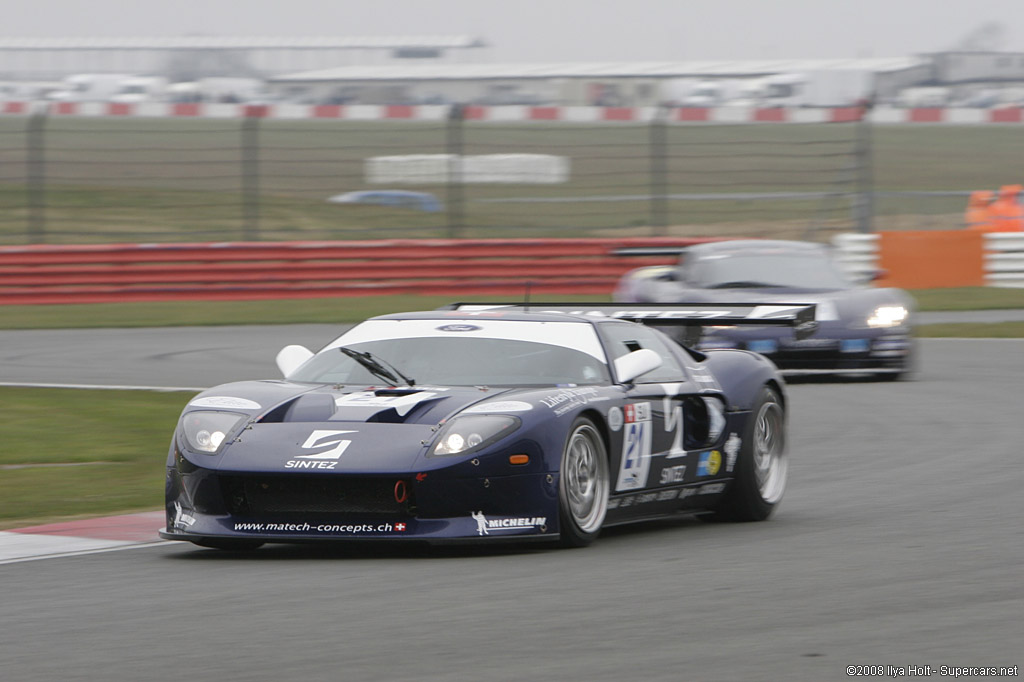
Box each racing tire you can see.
[190,538,265,551]
[558,417,610,548]
[712,386,787,522]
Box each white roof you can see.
[330,319,608,361]
[271,57,926,83]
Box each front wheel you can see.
[558,417,610,547]
[713,386,787,522]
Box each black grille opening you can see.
[219,475,414,516]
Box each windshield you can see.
[290,337,610,387]
[290,319,611,387]
[691,253,852,290]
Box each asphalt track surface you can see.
[1,330,1022,681]
[3,308,1024,389]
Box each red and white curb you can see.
[0,511,166,564]
[3,100,1024,124]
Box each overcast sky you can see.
[3,0,1020,62]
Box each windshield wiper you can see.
[339,347,416,387]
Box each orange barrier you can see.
[0,237,713,305]
[876,231,986,289]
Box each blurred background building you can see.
[2,34,1024,107]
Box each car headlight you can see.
[180,411,247,454]
[866,305,909,328]
[432,415,521,456]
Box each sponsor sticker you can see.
[436,324,482,332]
[615,403,652,491]
[691,368,719,386]
[540,387,605,417]
[612,489,679,509]
[188,396,261,410]
[659,464,687,485]
[462,400,533,414]
[724,433,741,473]
[698,482,726,495]
[697,450,722,477]
[607,406,624,432]
[233,521,408,534]
[471,511,547,536]
[285,430,355,470]
[624,402,651,423]
[172,501,196,529]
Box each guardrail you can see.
[833,231,1024,288]
[0,237,710,305]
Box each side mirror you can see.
[614,348,662,384]
[276,345,314,378]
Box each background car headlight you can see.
[180,411,247,454]
[432,415,520,456]
[866,305,909,328]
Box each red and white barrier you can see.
[3,101,1023,124]
[0,237,715,305]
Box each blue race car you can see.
[160,302,815,550]
[614,240,915,379]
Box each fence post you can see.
[241,107,262,241]
[854,99,875,233]
[26,110,46,244]
[446,103,465,239]
[649,105,669,236]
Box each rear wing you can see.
[440,302,819,341]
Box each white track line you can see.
[0,532,167,565]
[0,381,205,392]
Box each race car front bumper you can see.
[161,464,561,544]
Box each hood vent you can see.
[259,393,336,423]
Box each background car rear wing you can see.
[611,246,690,257]
[440,302,819,341]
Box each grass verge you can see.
[0,387,189,529]
[0,294,612,329]
[915,322,1024,337]
[908,287,1024,312]
[1,288,1023,332]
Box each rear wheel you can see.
[190,538,265,551]
[558,418,610,547]
[713,386,787,521]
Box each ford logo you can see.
[437,324,482,332]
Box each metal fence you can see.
[0,104,993,246]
